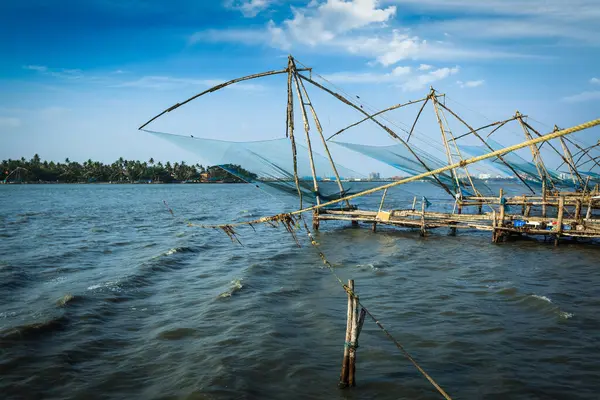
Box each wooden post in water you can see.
[492,210,498,243]
[499,189,505,225]
[497,189,505,242]
[555,196,565,247]
[575,199,582,221]
[348,284,359,387]
[542,180,547,218]
[411,196,417,211]
[420,197,427,237]
[339,279,354,388]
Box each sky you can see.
[1,0,599,176]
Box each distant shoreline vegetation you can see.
[1,155,257,184]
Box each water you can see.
[1,183,599,399]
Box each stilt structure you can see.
[138,56,600,245]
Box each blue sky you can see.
[1,0,599,175]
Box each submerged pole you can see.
[555,196,565,246]
[339,279,354,388]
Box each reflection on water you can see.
[0,183,599,399]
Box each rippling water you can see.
[1,183,599,400]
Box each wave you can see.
[218,279,244,298]
[0,315,68,346]
[152,246,197,259]
[56,293,82,307]
[530,294,552,304]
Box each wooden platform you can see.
[316,191,600,245]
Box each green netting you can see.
[331,140,486,196]
[144,130,363,204]
[459,139,571,189]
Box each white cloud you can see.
[418,64,433,71]
[401,66,460,91]
[324,64,459,91]
[393,0,600,22]
[457,79,484,88]
[420,18,600,45]
[269,0,396,47]
[0,117,21,128]
[23,65,48,72]
[115,76,264,91]
[324,65,411,83]
[563,91,600,103]
[396,0,600,45]
[194,0,534,65]
[591,77,600,84]
[23,65,84,80]
[225,0,274,17]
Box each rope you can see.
[298,217,453,400]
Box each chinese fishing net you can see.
[330,140,491,197]
[143,129,363,205]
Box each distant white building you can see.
[478,173,491,180]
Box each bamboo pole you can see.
[575,199,582,221]
[292,69,320,206]
[516,111,554,189]
[555,196,565,246]
[139,68,292,129]
[487,119,512,138]
[294,62,350,208]
[559,135,582,186]
[499,188,505,226]
[542,180,547,218]
[406,95,430,142]
[379,188,388,212]
[339,279,354,388]
[286,60,303,208]
[327,97,429,141]
[523,121,584,186]
[348,285,359,387]
[453,116,518,141]
[411,196,417,211]
[432,92,461,194]
[564,138,600,171]
[420,197,427,237]
[298,73,456,197]
[433,94,482,197]
[437,102,536,194]
[492,209,498,243]
[203,117,600,226]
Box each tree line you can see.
[1,155,257,184]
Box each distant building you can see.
[478,173,491,180]
[369,172,381,181]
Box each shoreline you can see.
[0,181,243,185]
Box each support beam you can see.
[298,73,456,197]
[139,68,291,129]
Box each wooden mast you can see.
[436,102,536,194]
[291,58,321,209]
[298,72,456,197]
[286,57,304,208]
[431,88,462,195]
[516,111,554,189]
[431,90,482,197]
[293,58,351,208]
